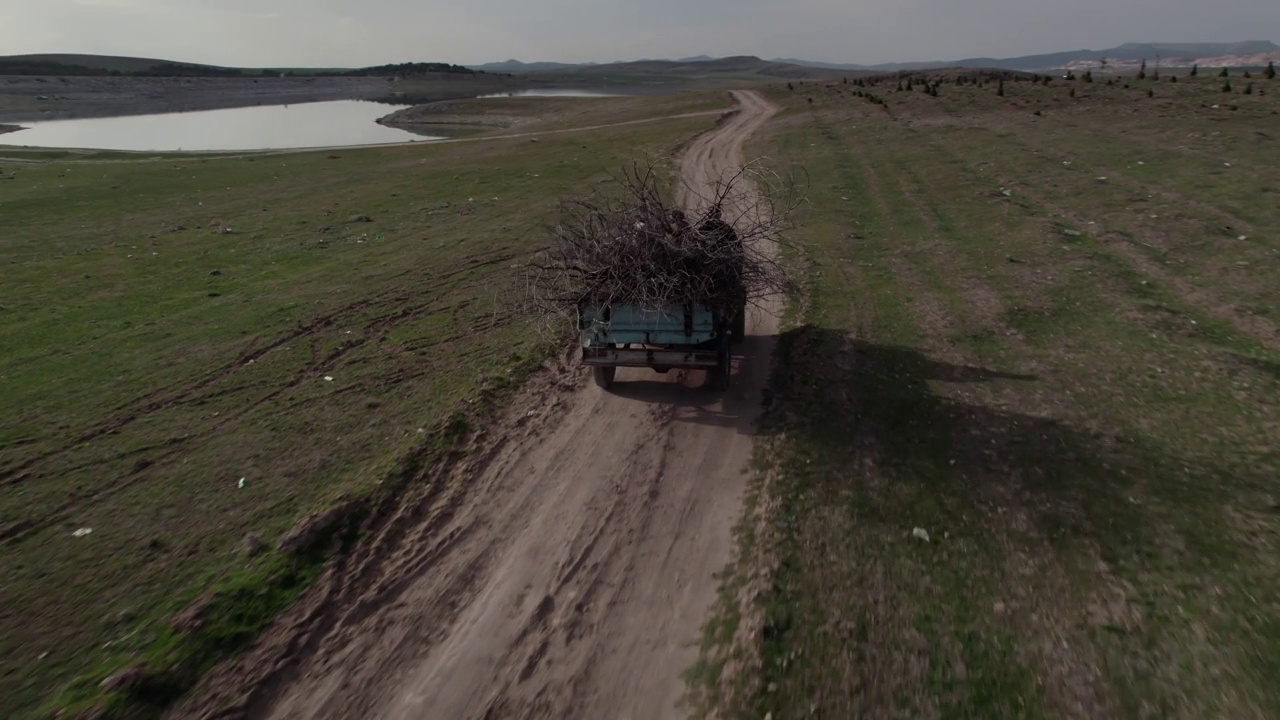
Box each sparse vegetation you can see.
[695,76,1280,720]
[0,92,725,719]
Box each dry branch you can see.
[524,159,801,328]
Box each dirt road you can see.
[177,89,779,720]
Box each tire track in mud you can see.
[173,89,781,720]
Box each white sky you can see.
[1,0,1276,67]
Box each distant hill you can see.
[490,55,843,80]
[467,59,587,73]
[571,55,819,77]
[0,54,480,78]
[775,40,1280,72]
[0,53,232,74]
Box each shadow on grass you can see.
[747,324,1178,718]
[766,323,1154,563]
[1230,352,1280,382]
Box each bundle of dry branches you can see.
[526,159,798,321]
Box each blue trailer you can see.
[577,298,746,391]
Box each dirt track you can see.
[174,89,779,720]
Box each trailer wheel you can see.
[709,341,731,391]
[593,366,616,390]
[731,303,747,344]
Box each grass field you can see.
[694,73,1280,718]
[0,91,729,718]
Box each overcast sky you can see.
[3,0,1277,67]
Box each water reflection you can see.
[0,100,436,152]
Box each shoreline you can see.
[0,124,20,135]
[0,74,522,123]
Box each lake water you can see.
[0,100,436,152]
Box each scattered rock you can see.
[276,500,364,555]
[209,269,222,276]
[994,601,1007,613]
[316,226,332,234]
[327,154,342,159]
[100,664,147,692]
[912,527,931,542]
[171,593,215,634]
[131,458,152,474]
[1063,229,1082,237]
[242,532,267,557]
[348,214,373,223]
[72,528,93,538]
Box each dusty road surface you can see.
[176,89,780,720]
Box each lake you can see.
[0,100,435,152]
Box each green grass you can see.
[0,90,730,718]
[695,75,1280,719]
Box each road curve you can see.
[174,89,781,720]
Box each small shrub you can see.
[1220,67,1229,78]
[1066,70,1076,80]
[1069,87,1076,98]
[1170,75,1178,83]
[997,79,1005,97]
[1083,69,1093,83]
[1190,64,1199,77]
[1244,70,1252,79]
[786,82,794,91]
[1244,83,1254,95]
[1267,61,1276,80]
[1137,59,1147,80]
[1147,89,1154,98]
[1042,76,1051,86]
[1223,80,1233,93]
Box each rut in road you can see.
[173,89,781,720]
